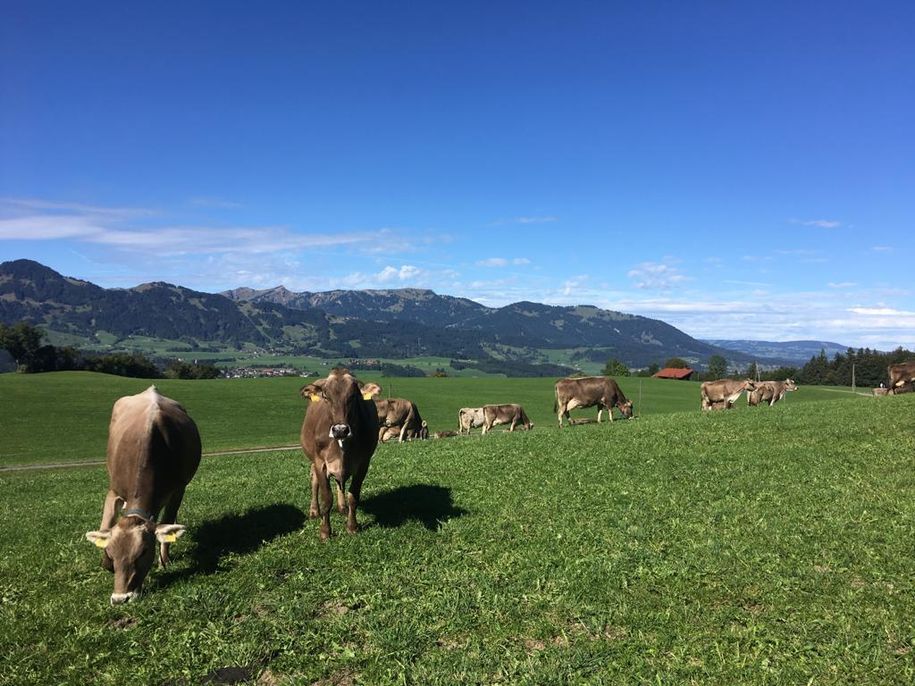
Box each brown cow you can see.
[888,361,915,394]
[481,404,533,434]
[300,368,380,540]
[374,397,427,442]
[84,386,201,604]
[554,376,633,427]
[700,379,756,410]
[458,407,485,434]
[747,379,798,407]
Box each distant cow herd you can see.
[85,361,913,602]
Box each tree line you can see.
[0,322,220,379]
[604,348,913,388]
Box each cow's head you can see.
[618,400,634,419]
[744,379,757,391]
[784,379,798,391]
[301,368,379,442]
[85,515,186,604]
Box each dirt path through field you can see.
[0,445,302,473]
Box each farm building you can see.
[653,367,694,381]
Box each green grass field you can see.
[1,373,912,684]
[0,371,863,467]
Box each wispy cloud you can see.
[627,261,689,290]
[491,215,558,225]
[0,197,423,258]
[561,274,590,296]
[791,218,842,229]
[871,245,892,253]
[476,257,531,267]
[0,197,156,219]
[187,196,243,209]
[828,281,857,289]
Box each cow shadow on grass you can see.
[361,484,466,531]
[155,503,305,588]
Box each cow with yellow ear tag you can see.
[85,386,200,604]
[299,369,381,540]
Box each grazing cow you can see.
[374,397,427,442]
[888,361,915,394]
[554,376,634,427]
[873,387,891,397]
[458,407,485,435]
[481,404,533,434]
[700,379,756,410]
[300,368,380,540]
[747,379,798,407]
[84,386,201,604]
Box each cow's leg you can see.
[345,462,370,535]
[335,478,347,514]
[378,425,388,442]
[557,402,566,427]
[481,420,490,435]
[157,486,186,567]
[398,423,409,443]
[509,417,517,432]
[316,465,333,540]
[309,463,321,518]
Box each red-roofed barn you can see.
[653,367,694,381]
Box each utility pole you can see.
[852,362,856,393]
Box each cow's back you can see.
[107,387,201,496]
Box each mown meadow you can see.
[0,372,912,684]
[0,371,860,466]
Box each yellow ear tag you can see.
[310,394,321,402]
[161,533,177,543]
[362,392,373,400]
[94,538,109,548]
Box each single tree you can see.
[706,355,728,380]
[602,358,630,377]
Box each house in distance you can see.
[653,367,695,381]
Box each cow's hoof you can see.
[319,529,331,541]
[309,508,320,519]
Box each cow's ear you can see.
[85,530,111,548]
[361,382,382,399]
[300,379,326,402]
[154,524,187,544]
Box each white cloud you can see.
[871,245,893,252]
[627,261,689,290]
[791,218,842,229]
[561,274,589,296]
[491,215,558,225]
[376,264,423,283]
[476,256,531,267]
[848,306,915,317]
[188,196,243,209]
[828,281,857,289]
[516,216,557,224]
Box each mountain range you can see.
[0,258,830,371]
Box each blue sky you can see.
[1,1,913,349]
